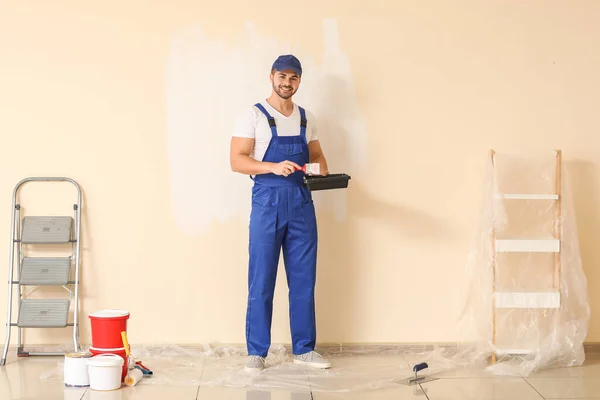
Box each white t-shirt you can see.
[233,100,318,161]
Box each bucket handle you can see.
[92,353,121,359]
[88,353,124,365]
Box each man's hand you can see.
[308,140,329,176]
[272,160,301,177]
[318,162,329,176]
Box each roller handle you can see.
[121,331,130,357]
[413,362,428,373]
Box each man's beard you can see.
[273,83,295,99]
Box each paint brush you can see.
[296,163,320,175]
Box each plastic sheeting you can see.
[38,343,473,392]
[36,150,590,389]
[456,150,590,376]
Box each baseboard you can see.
[6,341,600,355]
[584,342,600,354]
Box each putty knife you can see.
[397,362,439,386]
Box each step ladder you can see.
[489,150,562,363]
[1,177,82,365]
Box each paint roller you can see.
[121,331,143,387]
[121,331,134,370]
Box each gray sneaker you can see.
[293,351,331,369]
[244,355,265,371]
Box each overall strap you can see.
[299,106,307,144]
[254,103,278,137]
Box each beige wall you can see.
[0,1,599,348]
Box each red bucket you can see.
[89,310,130,349]
[89,347,128,382]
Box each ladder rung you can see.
[495,239,560,253]
[17,299,70,328]
[20,257,71,285]
[11,323,73,327]
[14,350,67,357]
[21,216,73,244]
[13,281,76,285]
[494,347,537,356]
[495,292,560,309]
[497,194,559,200]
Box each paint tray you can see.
[304,173,351,191]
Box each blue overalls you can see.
[246,103,318,358]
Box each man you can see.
[230,54,331,371]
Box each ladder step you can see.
[497,194,559,200]
[21,216,73,244]
[17,299,70,328]
[20,257,71,285]
[494,347,537,356]
[495,239,560,253]
[495,292,560,309]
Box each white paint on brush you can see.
[166,19,367,234]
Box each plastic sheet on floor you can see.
[36,343,481,392]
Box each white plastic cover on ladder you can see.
[457,150,590,376]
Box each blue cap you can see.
[272,54,302,76]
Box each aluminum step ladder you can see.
[1,177,82,365]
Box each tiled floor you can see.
[2,349,600,399]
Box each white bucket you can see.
[86,354,124,391]
[63,352,91,387]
